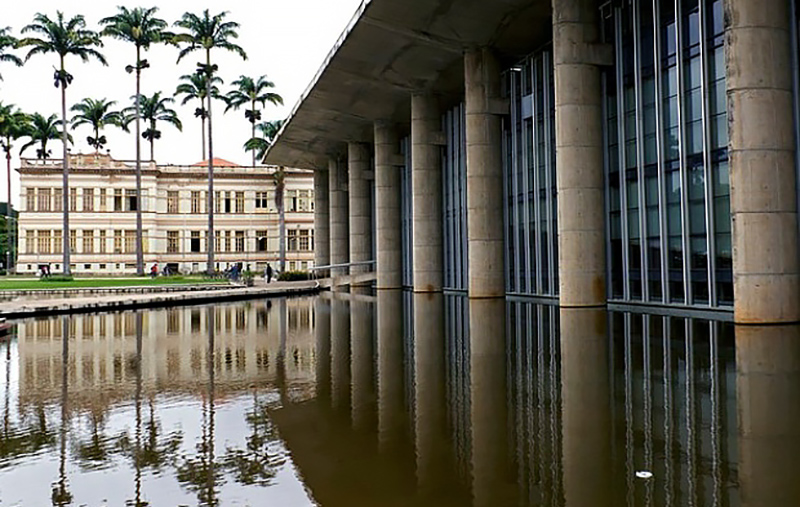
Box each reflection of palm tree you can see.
[176,307,220,506]
[221,391,284,486]
[221,300,286,487]
[115,313,182,504]
[52,316,72,506]
[73,409,112,470]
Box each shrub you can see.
[278,270,311,282]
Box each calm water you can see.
[0,293,798,506]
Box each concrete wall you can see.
[553,0,607,307]
[727,0,800,323]
[465,49,505,299]
[411,94,444,293]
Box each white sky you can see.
[0,0,363,206]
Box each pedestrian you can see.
[150,263,158,278]
[266,263,273,284]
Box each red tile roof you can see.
[192,158,239,167]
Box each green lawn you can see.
[0,276,229,291]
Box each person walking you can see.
[266,263,273,284]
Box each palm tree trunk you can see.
[149,121,155,162]
[134,47,144,276]
[251,99,256,168]
[279,200,285,273]
[60,58,70,276]
[251,119,256,167]
[206,50,215,275]
[201,114,206,161]
[6,149,12,275]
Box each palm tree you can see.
[123,92,182,161]
[100,7,172,277]
[0,104,30,274]
[19,12,107,275]
[243,119,283,161]
[70,98,122,153]
[19,113,67,160]
[175,72,223,160]
[0,27,23,80]
[174,10,248,275]
[273,167,286,273]
[224,75,283,167]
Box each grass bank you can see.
[0,276,229,291]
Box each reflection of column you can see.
[737,325,800,506]
[349,142,372,275]
[414,292,446,488]
[470,298,509,507]
[377,290,404,451]
[331,297,351,409]
[315,298,332,402]
[411,94,443,293]
[560,308,612,507]
[351,294,375,431]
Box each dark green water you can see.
[0,293,797,506]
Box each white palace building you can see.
[16,154,315,275]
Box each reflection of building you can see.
[16,298,317,409]
[16,154,315,274]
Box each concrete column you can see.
[469,298,513,507]
[314,170,330,271]
[348,142,371,275]
[329,157,349,280]
[553,0,607,307]
[375,122,403,289]
[413,292,448,490]
[728,0,800,323]
[314,297,331,403]
[736,325,800,506]
[331,295,351,410]
[465,49,505,299]
[351,292,375,432]
[560,308,612,507]
[377,290,405,451]
[411,94,443,293]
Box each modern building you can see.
[16,154,316,275]
[264,0,798,323]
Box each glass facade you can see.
[603,0,731,308]
[401,137,414,288]
[503,49,559,298]
[443,104,469,292]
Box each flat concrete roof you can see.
[264,0,551,170]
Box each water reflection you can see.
[736,325,800,507]
[2,295,800,506]
[1,298,317,506]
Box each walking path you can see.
[0,280,320,319]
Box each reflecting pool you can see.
[1,293,799,506]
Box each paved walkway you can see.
[0,280,320,319]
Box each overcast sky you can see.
[0,0,363,206]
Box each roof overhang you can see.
[264,0,552,170]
